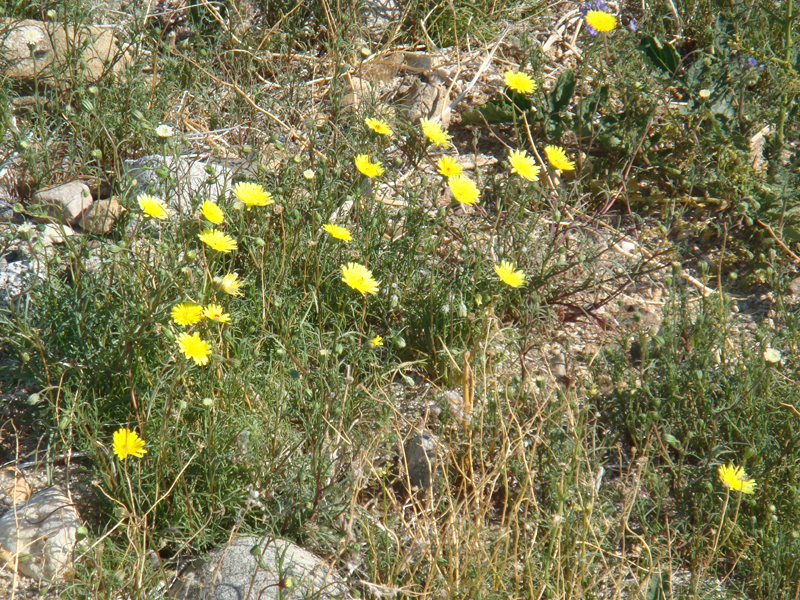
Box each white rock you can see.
[124,155,233,215]
[171,536,349,600]
[0,487,81,582]
[39,223,75,246]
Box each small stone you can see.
[397,80,451,127]
[0,487,81,582]
[32,180,93,225]
[549,352,567,378]
[402,431,438,492]
[171,536,348,600]
[39,223,75,246]
[340,76,373,113]
[79,197,123,233]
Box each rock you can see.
[397,80,450,127]
[32,180,93,225]
[1,19,130,85]
[124,155,232,215]
[340,76,373,114]
[0,487,81,582]
[402,431,438,492]
[39,223,75,246]
[0,259,45,305]
[360,53,403,84]
[171,536,349,600]
[79,197,123,233]
[360,0,403,35]
[0,468,31,508]
[549,352,567,378]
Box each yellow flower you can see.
[113,428,147,460]
[137,194,168,220]
[200,200,224,225]
[203,303,231,323]
[232,182,273,210]
[365,117,393,136]
[177,331,211,366]
[341,262,379,296]
[508,150,540,181]
[586,10,616,32]
[171,302,204,326]
[718,463,756,494]
[370,335,383,347]
[544,145,576,171]
[448,175,480,205]
[503,70,537,94]
[323,224,352,242]
[218,272,244,296]
[198,229,237,253]
[494,260,526,288]
[420,118,452,148]
[354,154,384,178]
[436,156,463,178]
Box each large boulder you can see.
[172,536,350,600]
[1,19,130,85]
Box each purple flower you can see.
[629,20,637,32]
[586,25,598,37]
[579,2,591,15]
[748,57,758,68]
[594,0,607,10]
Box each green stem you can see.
[776,0,794,149]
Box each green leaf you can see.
[548,69,575,114]
[461,99,516,124]
[638,35,681,75]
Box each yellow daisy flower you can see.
[341,262,380,296]
[198,229,237,253]
[448,174,480,205]
[177,331,211,366]
[436,156,463,178]
[586,10,617,32]
[354,154,384,178]
[323,224,352,242]
[370,335,383,347]
[218,272,244,296]
[200,200,224,225]
[503,70,537,94]
[365,117,393,137]
[718,463,756,495]
[171,302,204,326]
[113,428,147,460]
[203,303,231,323]
[420,118,452,148]
[508,149,540,181]
[232,182,273,210]
[494,260,526,288]
[137,194,168,220]
[544,145,576,171]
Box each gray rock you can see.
[360,0,403,35]
[0,487,81,582]
[124,155,233,215]
[0,19,131,84]
[402,431,438,492]
[397,80,451,128]
[171,536,349,600]
[0,259,45,304]
[79,197,123,233]
[32,180,93,225]
[549,352,566,378]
